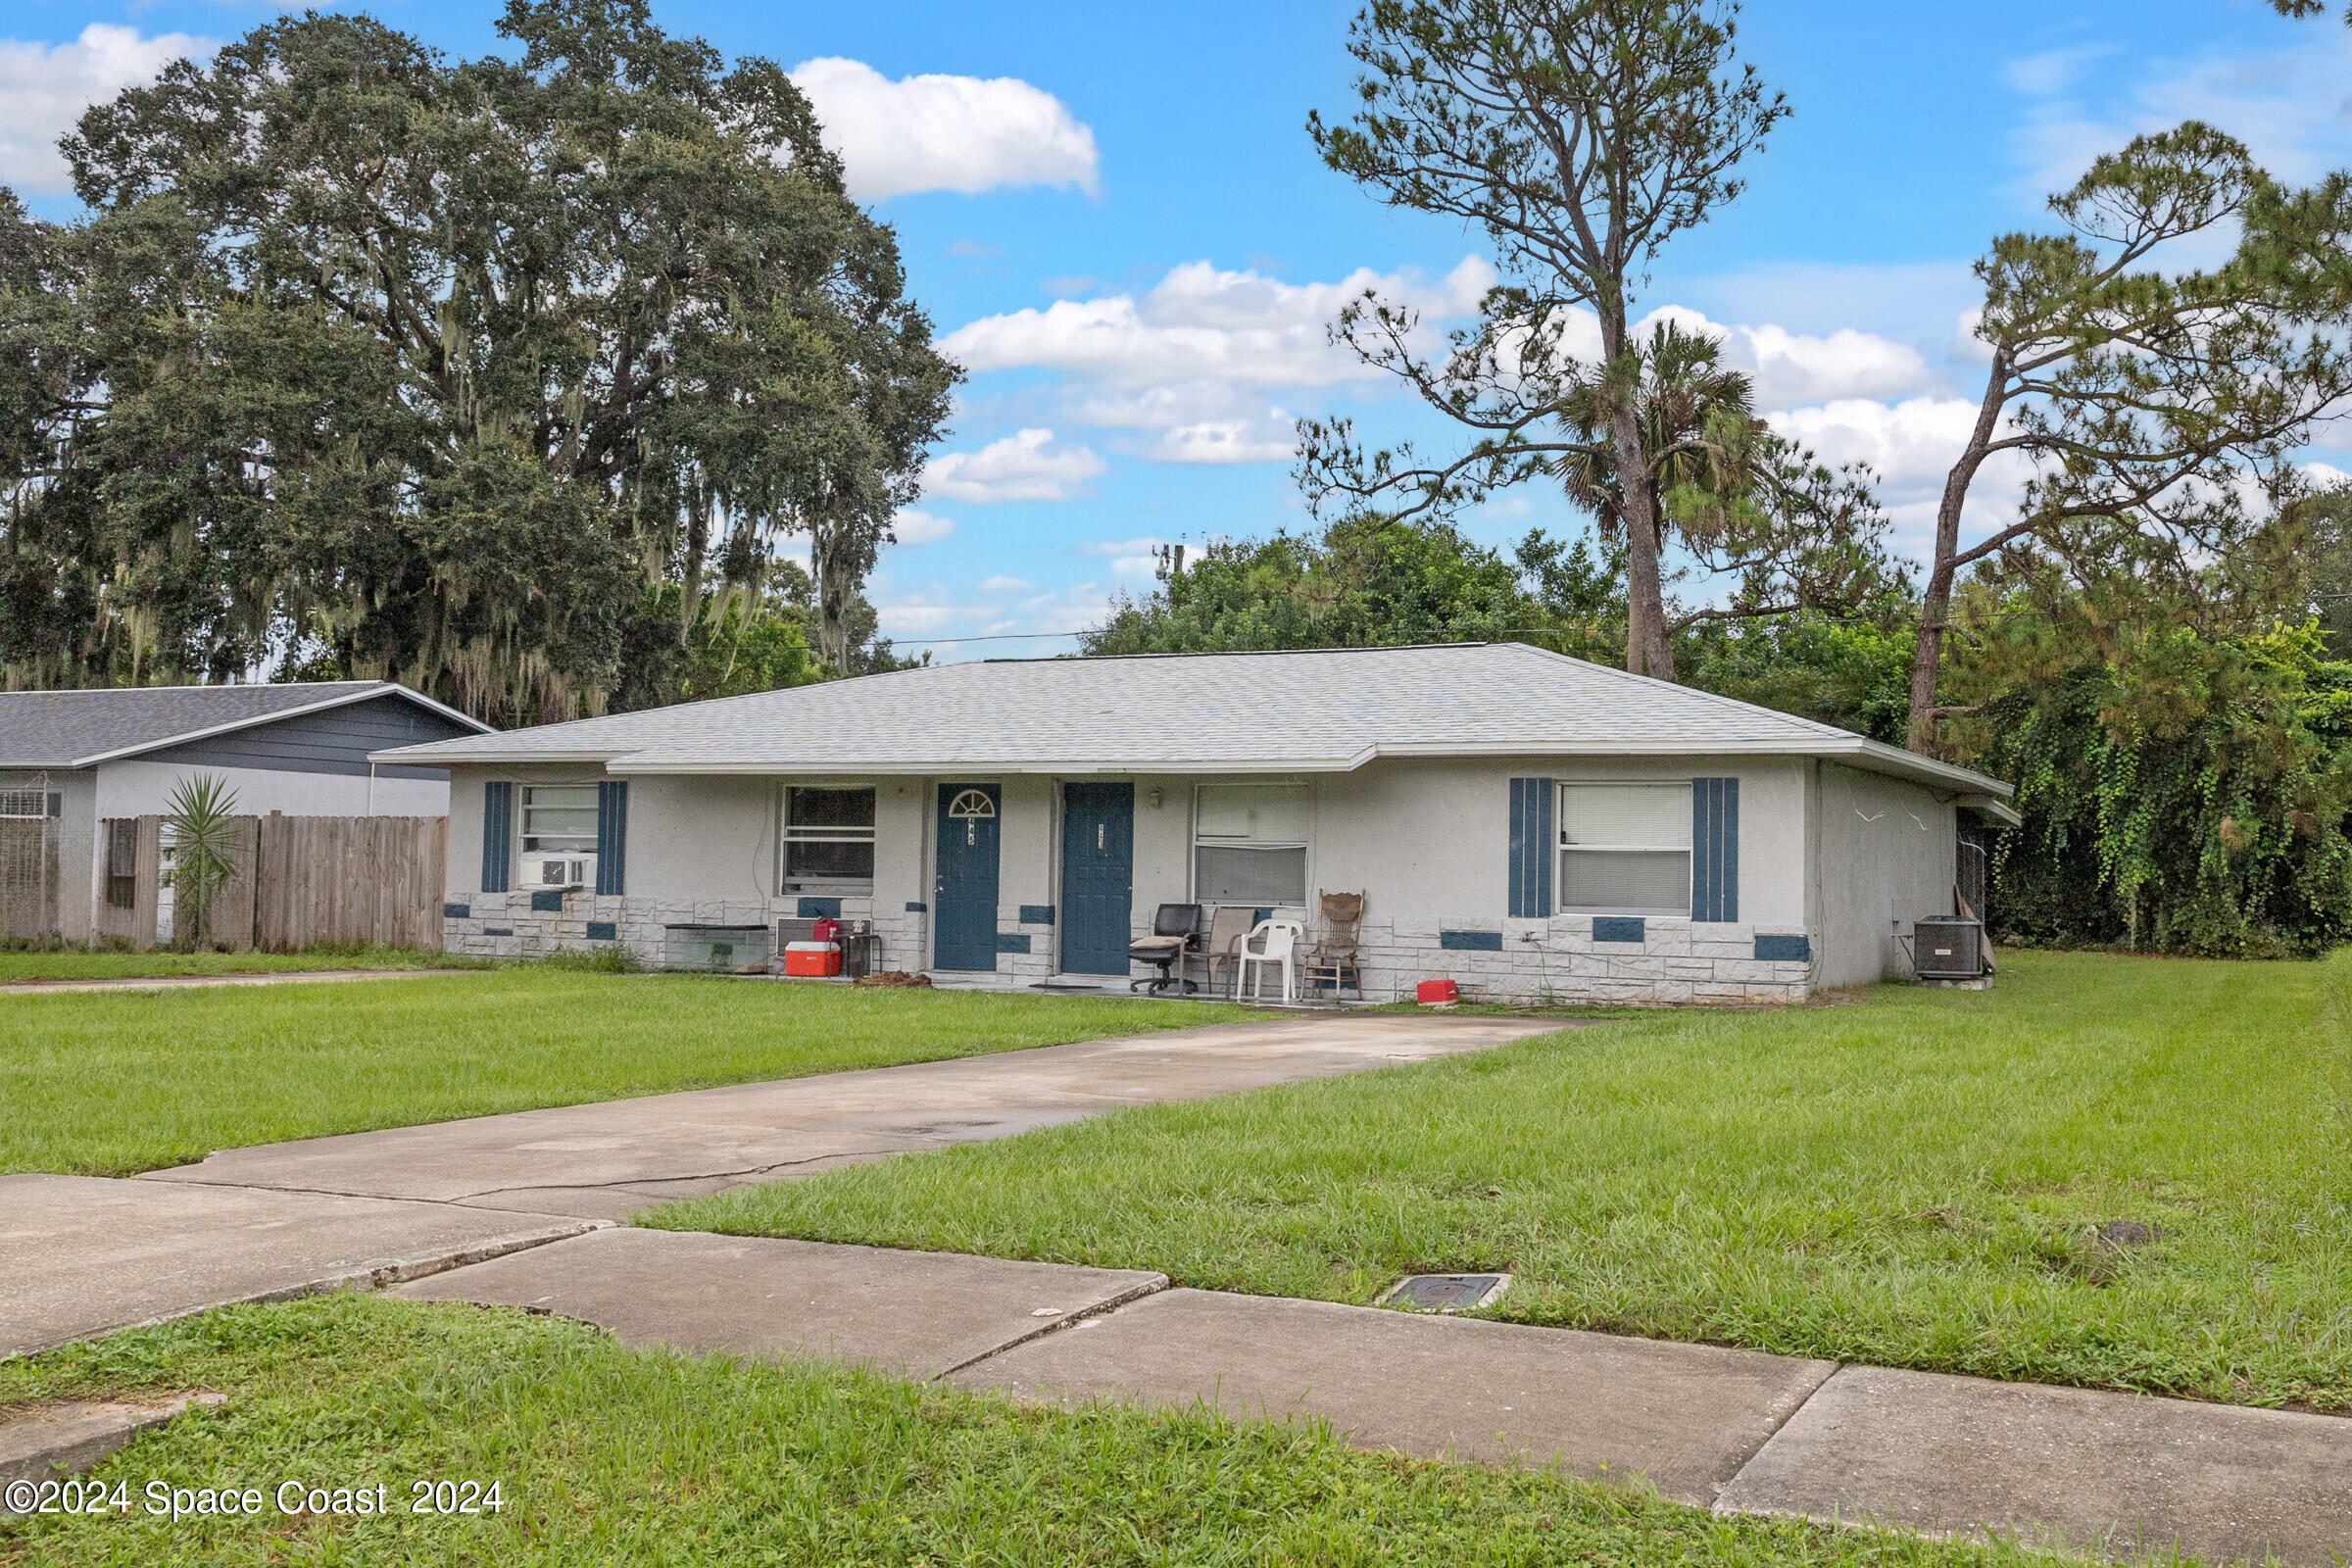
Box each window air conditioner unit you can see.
[523,855,591,890]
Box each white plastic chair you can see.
[1235,918,1304,1003]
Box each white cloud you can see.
[1767,396,2037,558]
[924,427,1105,503]
[1641,306,1933,407]
[977,574,1033,592]
[1499,302,1934,408]
[940,257,1491,467]
[1771,397,1987,492]
[0,24,216,194]
[2001,34,2352,209]
[940,258,1931,480]
[874,602,966,633]
[2000,45,2115,99]
[889,507,956,546]
[943,257,1494,391]
[789,57,1099,203]
[1150,420,1297,465]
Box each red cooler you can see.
[784,941,842,977]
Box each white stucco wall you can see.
[440,754,1836,1004]
[94,759,448,820]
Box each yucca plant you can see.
[166,774,243,951]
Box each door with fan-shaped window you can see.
[934,783,1002,970]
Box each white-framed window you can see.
[520,784,599,855]
[780,785,876,890]
[0,788,45,818]
[1193,783,1309,906]
[1558,782,1691,915]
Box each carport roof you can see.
[371,643,2011,798]
[0,681,491,769]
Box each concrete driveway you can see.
[143,1013,1570,1220]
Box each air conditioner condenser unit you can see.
[1913,916,1985,981]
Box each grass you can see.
[0,1294,2054,1568]
[653,950,2352,1413]
[0,944,490,984]
[0,975,1254,1177]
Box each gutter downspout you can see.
[367,762,377,816]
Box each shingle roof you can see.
[372,644,2009,796]
[0,681,491,769]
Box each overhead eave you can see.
[416,738,2009,796]
[1958,793,2025,827]
[370,745,614,766]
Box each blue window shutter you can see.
[596,781,628,896]
[481,781,513,893]
[1691,777,1740,922]
[1508,777,1554,918]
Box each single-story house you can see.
[375,643,2017,1004]
[0,680,489,943]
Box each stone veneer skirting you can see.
[443,897,1808,1005]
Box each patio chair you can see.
[1199,906,1258,999]
[1128,903,1202,995]
[1302,890,1364,1001]
[1234,917,1305,1004]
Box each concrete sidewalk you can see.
[396,1227,2352,1567]
[0,1174,596,1358]
[143,1012,1563,1220]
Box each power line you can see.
[888,629,1089,648]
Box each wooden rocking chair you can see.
[1302,890,1364,1001]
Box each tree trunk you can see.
[1610,402,1675,681]
[811,521,852,675]
[680,490,710,633]
[1596,303,1674,682]
[1906,354,2009,752]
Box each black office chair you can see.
[1128,903,1202,994]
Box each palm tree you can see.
[1553,324,1767,677]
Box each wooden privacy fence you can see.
[97,813,447,952]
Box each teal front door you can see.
[934,783,1001,970]
[1058,782,1133,975]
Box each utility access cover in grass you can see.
[1381,1274,1509,1312]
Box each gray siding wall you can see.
[1810,761,1959,988]
[145,695,468,780]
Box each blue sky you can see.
[4,0,2349,655]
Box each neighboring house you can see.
[0,681,490,943]
[377,644,2018,1004]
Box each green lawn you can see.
[0,1294,2037,1568]
[0,945,489,984]
[653,950,2352,1412]
[0,975,1252,1177]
